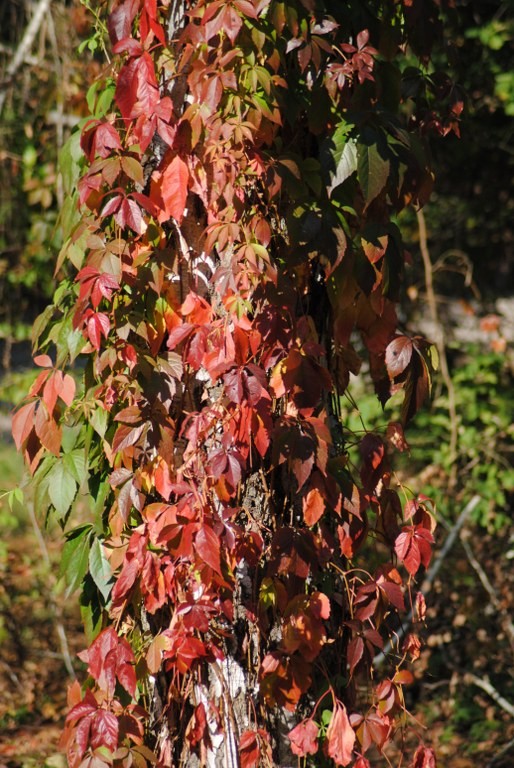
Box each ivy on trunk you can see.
[13,1,458,766]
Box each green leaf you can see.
[96,83,116,117]
[89,475,112,522]
[80,573,104,643]
[302,157,323,197]
[7,487,25,513]
[60,524,92,596]
[59,131,83,196]
[63,448,88,485]
[321,122,357,194]
[357,140,390,206]
[88,537,113,601]
[48,461,78,520]
[90,406,109,438]
[32,304,55,351]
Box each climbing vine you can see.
[13,1,460,766]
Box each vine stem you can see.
[416,207,458,489]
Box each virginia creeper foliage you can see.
[13,0,460,765]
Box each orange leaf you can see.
[12,401,37,450]
[303,487,325,526]
[326,702,355,766]
[152,155,189,224]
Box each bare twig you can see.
[374,495,481,668]
[417,207,459,488]
[464,672,514,719]
[0,0,53,115]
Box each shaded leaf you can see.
[89,538,113,601]
[357,140,390,206]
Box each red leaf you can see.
[91,709,119,751]
[78,628,118,692]
[85,311,110,351]
[385,335,413,379]
[114,197,147,234]
[226,452,243,488]
[112,422,146,453]
[12,401,37,450]
[289,718,319,756]
[326,702,355,766]
[112,557,141,604]
[78,628,136,699]
[239,731,260,768]
[395,525,434,577]
[151,155,189,224]
[270,349,332,409]
[81,120,122,161]
[116,53,159,120]
[155,459,173,501]
[220,4,243,43]
[116,638,137,697]
[224,367,244,403]
[195,525,222,574]
[252,411,271,458]
[186,702,208,747]
[351,711,392,753]
[100,194,123,219]
[411,745,437,768]
[66,690,99,723]
[108,0,139,44]
[347,636,364,676]
[77,265,120,308]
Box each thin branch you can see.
[417,207,459,488]
[0,0,53,115]
[464,672,514,719]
